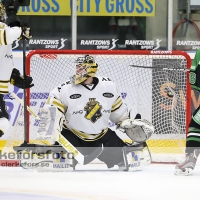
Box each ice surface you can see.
[0,164,200,200]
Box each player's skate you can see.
[175,149,199,176]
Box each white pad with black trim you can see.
[127,146,152,171]
[120,119,154,143]
[36,106,64,145]
[18,150,74,171]
[122,144,152,171]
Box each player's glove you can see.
[10,68,34,89]
[20,22,32,40]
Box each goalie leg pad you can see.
[120,143,152,171]
[18,150,74,171]
[36,107,64,145]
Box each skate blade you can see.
[174,168,193,176]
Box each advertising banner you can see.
[12,38,69,50]
[17,0,155,16]
[11,38,164,51]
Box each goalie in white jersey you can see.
[0,2,33,138]
[28,54,154,171]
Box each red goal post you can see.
[2,50,192,165]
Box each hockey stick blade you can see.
[13,143,68,154]
[83,144,103,165]
[13,143,103,165]
[129,65,189,71]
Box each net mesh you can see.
[4,51,190,162]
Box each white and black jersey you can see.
[0,22,21,94]
[46,77,128,141]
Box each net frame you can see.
[26,49,191,140]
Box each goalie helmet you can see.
[0,2,5,21]
[72,55,98,85]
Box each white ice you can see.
[0,163,200,200]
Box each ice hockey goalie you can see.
[18,55,154,171]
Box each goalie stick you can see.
[12,93,103,165]
[129,64,189,71]
[11,93,40,120]
[22,39,29,141]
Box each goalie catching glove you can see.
[10,68,34,89]
[119,118,154,143]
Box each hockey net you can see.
[3,50,191,163]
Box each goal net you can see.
[3,50,191,163]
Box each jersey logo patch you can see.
[102,77,111,81]
[70,94,82,99]
[103,93,114,98]
[84,98,102,123]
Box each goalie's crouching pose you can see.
[19,55,154,171]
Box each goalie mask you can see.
[72,55,98,85]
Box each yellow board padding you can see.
[0,140,7,151]
[123,139,186,154]
[1,139,186,155]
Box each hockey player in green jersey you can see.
[175,49,200,175]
